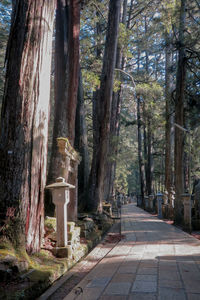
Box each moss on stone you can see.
[45,217,56,231]
[0,214,114,300]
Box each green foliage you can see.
[118,23,132,58]
[160,0,176,33]
[136,82,163,100]
[0,0,11,107]
[82,69,100,92]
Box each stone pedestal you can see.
[157,192,163,219]
[46,177,75,257]
[182,194,192,232]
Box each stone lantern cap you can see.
[46,177,75,190]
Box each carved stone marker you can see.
[157,192,163,219]
[46,177,75,248]
[182,193,192,232]
[57,138,81,222]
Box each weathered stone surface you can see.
[51,246,72,258]
[67,222,75,232]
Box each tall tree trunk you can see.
[137,96,146,206]
[146,119,153,195]
[47,0,69,215]
[87,2,104,210]
[104,0,127,202]
[0,0,55,253]
[174,0,186,224]
[143,108,148,193]
[47,0,80,215]
[67,0,80,145]
[165,33,173,195]
[75,70,89,210]
[88,0,121,213]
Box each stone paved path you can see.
[64,202,200,300]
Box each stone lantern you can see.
[157,192,163,219]
[46,177,75,250]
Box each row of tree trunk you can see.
[0,0,122,253]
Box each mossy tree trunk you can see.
[0,0,56,253]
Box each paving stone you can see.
[100,296,128,300]
[135,274,157,282]
[187,293,200,300]
[104,282,131,295]
[61,202,200,300]
[118,265,138,274]
[183,280,200,293]
[137,267,157,275]
[132,280,157,293]
[128,293,157,300]
[159,270,180,281]
[86,276,111,288]
[159,280,183,289]
[111,273,135,283]
[140,260,158,268]
[158,287,186,300]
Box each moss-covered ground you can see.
[0,217,113,300]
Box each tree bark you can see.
[146,118,153,195]
[48,0,80,180]
[75,69,90,210]
[137,96,146,206]
[104,0,127,202]
[88,0,121,213]
[47,0,80,216]
[165,33,173,195]
[47,0,69,215]
[67,0,80,145]
[174,0,186,224]
[0,0,55,253]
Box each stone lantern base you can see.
[51,246,72,258]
